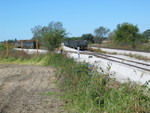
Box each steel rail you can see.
[93,52,150,67]
[66,50,150,72]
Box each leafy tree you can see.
[81,33,94,43]
[143,29,150,39]
[14,38,17,42]
[31,25,43,39]
[43,22,66,50]
[31,21,66,51]
[31,25,43,45]
[94,26,110,43]
[64,37,80,41]
[108,31,116,41]
[94,26,110,37]
[114,23,141,49]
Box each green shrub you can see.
[0,44,6,51]
[52,55,150,113]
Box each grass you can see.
[88,47,117,55]
[0,46,48,65]
[88,47,150,61]
[0,48,150,113]
[42,53,150,113]
[0,54,46,65]
[123,53,150,61]
[90,41,150,52]
[0,43,6,51]
[42,92,56,96]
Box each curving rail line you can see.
[93,52,150,67]
[66,50,150,72]
[91,52,150,72]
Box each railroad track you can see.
[66,50,150,72]
[93,52,150,66]
[91,52,150,72]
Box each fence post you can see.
[6,41,9,56]
[77,46,80,59]
[36,40,38,54]
[21,40,23,52]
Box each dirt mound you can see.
[0,64,66,113]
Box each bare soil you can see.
[0,64,66,113]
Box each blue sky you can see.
[0,0,150,41]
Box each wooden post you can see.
[21,40,23,52]
[77,47,80,59]
[36,40,38,54]
[6,41,9,56]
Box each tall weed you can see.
[49,54,150,113]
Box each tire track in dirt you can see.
[0,64,66,113]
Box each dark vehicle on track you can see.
[15,40,38,49]
[64,40,88,50]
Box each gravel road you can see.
[0,64,66,113]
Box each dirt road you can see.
[0,64,66,113]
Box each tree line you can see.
[31,21,150,50]
[1,38,17,44]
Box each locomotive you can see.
[64,40,88,50]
